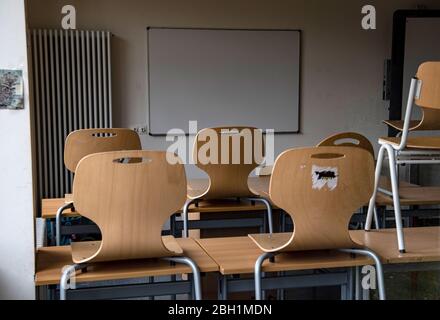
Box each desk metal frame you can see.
[43,276,196,300]
[181,197,274,238]
[52,256,202,300]
[217,268,356,300]
[215,261,440,301]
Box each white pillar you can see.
[0,0,36,299]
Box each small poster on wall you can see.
[0,69,24,110]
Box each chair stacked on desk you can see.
[248,146,386,300]
[55,128,141,245]
[60,150,202,300]
[182,126,273,237]
[37,149,210,300]
[365,61,440,253]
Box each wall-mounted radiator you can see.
[31,29,112,202]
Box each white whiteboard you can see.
[147,28,300,135]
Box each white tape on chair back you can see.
[311,165,338,191]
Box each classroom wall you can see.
[0,0,36,299]
[26,0,440,177]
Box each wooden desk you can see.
[196,236,372,275]
[35,238,218,286]
[41,198,77,219]
[188,176,271,195]
[196,235,372,300]
[196,227,440,275]
[376,187,440,206]
[351,226,440,264]
[378,176,419,190]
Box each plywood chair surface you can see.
[249,146,374,252]
[383,109,440,131]
[382,120,424,132]
[416,61,440,110]
[35,238,218,286]
[191,126,264,199]
[379,136,440,150]
[317,132,374,156]
[384,62,440,132]
[64,128,141,172]
[72,150,187,263]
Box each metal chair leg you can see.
[59,263,86,300]
[384,144,406,253]
[339,248,386,300]
[254,252,275,300]
[365,145,385,231]
[246,197,273,234]
[182,199,197,238]
[163,256,202,300]
[355,266,361,300]
[373,206,380,229]
[220,275,228,300]
[56,202,74,246]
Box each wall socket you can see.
[133,125,148,135]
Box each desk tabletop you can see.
[196,226,440,275]
[41,198,77,219]
[351,226,440,264]
[196,236,372,275]
[35,238,218,286]
[376,187,440,206]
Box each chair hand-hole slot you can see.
[333,138,360,146]
[92,132,118,138]
[311,153,345,159]
[113,157,152,164]
[220,129,240,136]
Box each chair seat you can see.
[187,178,258,200]
[248,232,292,252]
[187,179,209,199]
[71,236,184,264]
[383,120,422,131]
[71,241,101,263]
[35,238,218,286]
[379,136,440,150]
[196,236,372,275]
[249,232,363,252]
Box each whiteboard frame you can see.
[146,27,302,136]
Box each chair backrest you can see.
[414,62,440,130]
[192,126,264,199]
[73,150,187,262]
[268,146,374,252]
[64,128,141,172]
[317,132,374,157]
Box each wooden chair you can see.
[248,146,386,300]
[317,132,380,229]
[59,150,202,300]
[64,128,141,173]
[365,61,440,253]
[182,126,273,237]
[56,128,141,245]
